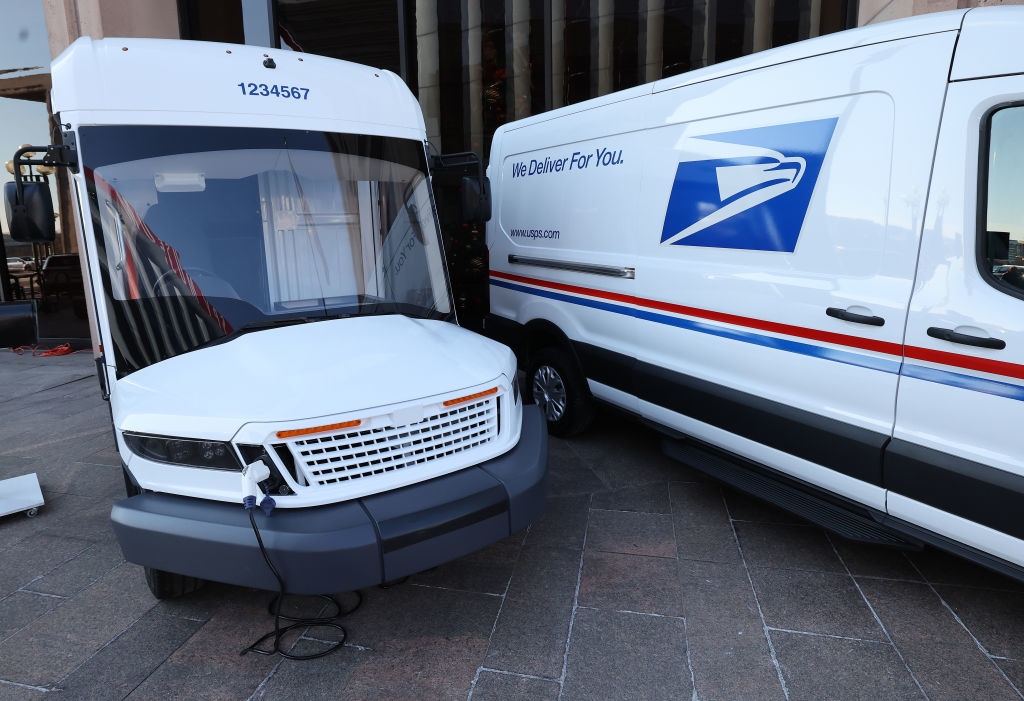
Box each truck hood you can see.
[112,316,512,440]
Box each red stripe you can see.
[491,270,902,356]
[491,270,1024,383]
[904,345,1024,382]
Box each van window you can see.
[982,106,1024,296]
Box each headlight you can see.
[123,432,241,471]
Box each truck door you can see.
[887,71,1024,568]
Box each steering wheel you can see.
[153,267,221,296]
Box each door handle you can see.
[826,307,885,326]
[926,327,1006,350]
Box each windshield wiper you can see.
[189,315,314,353]
[234,316,314,333]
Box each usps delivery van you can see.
[5,38,547,599]
[487,7,1024,579]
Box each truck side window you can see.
[982,105,1024,295]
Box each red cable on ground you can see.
[5,344,92,356]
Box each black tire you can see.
[144,566,204,600]
[527,346,595,437]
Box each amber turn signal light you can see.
[443,387,499,407]
[276,420,360,439]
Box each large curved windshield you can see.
[80,126,452,375]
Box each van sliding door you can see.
[632,33,956,508]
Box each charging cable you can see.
[240,456,361,660]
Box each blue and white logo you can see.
[660,118,838,252]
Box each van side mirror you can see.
[4,181,56,243]
[460,175,492,225]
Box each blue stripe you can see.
[490,278,901,374]
[901,363,1024,402]
[492,278,1024,401]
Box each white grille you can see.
[286,397,499,487]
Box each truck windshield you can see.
[79,126,452,375]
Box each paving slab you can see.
[932,584,1024,660]
[471,670,560,701]
[0,592,62,644]
[25,538,125,597]
[0,682,46,701]
[734,521,846,572]
[997,659,1024,693]
[0,563,156,688]
[907,547,1024,591]
[586,508,676,558]
[484,545,580,678]
[561,607,691,700]
[0,533,92,597]
[250,641,365,700]
[750,567,886,641]
[858,578,1021,700]
[340,583,500,654]
[409,533,522,596]
[579,549,682,617]
[670,482,742,564]
[591,481,672,514]
[772,630,924,700]
[831,539,923,581]
[724,488,809,525]
[523,493,590,550]
[543,438,607,497]
[56,610,203,699]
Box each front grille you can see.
[285,396,499,488]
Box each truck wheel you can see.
[144,567,204,600]
[528,347,595,436]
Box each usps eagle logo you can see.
[660,118,838,252]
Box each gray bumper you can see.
[111,405,548,595]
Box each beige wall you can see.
[860,0,1024,26]
[42,0,179,59]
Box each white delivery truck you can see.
[487,7,1024,579]
[4,38,547,600]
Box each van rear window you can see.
[981,106,1024,297]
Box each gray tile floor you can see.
[0,352,1022,699]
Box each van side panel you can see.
[490,31,956,509]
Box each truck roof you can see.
[50,37,426,141]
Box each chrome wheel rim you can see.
[533,365,567,422]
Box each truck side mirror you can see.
[461,175,492,225]
[4,181,56,243]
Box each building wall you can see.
[42,0,179,59]
[859,0,1024,25]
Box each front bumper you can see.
[111,405,548,595]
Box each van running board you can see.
[662,439,921,549]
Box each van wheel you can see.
[528,347,595,436]
[144,566,204,600]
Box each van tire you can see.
[528,347,595,436]
[144,567,204,600]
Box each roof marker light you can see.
[276,420,361,439]
[443,387,498,407]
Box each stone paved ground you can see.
[0,352,1022,700]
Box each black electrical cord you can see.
[241,509,362,660]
